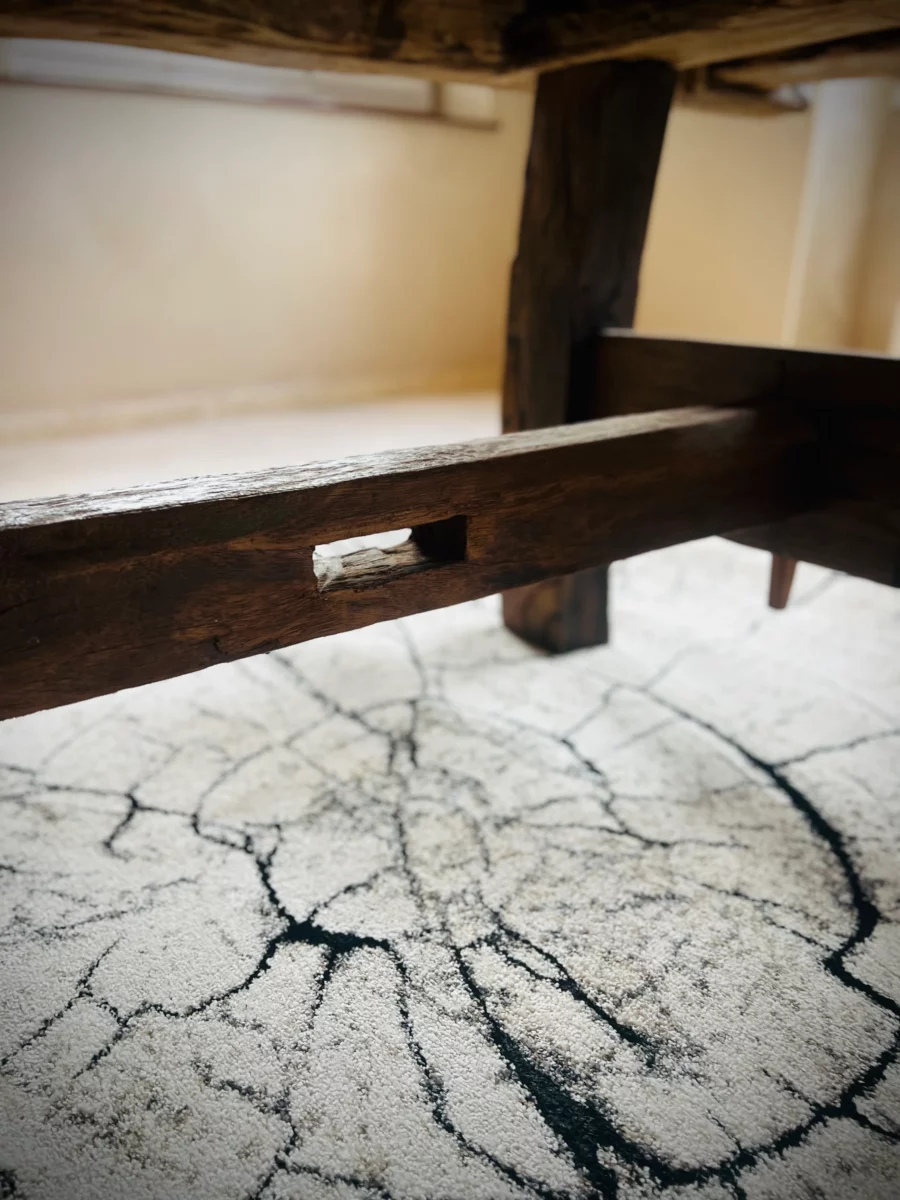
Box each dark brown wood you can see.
[503,568,611,656]
[768,554,798,609]
[502,59,675,653]
[1,1,896,80]
[594,330,900,418]
[715,28,900,89]
[732,504,900,589]
[0,406,810,720]
[594,331,900,587]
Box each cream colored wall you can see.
[0,83,532,423]
[636,106,812,345]
[0,78,837,432]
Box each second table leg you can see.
[501,58,675,652]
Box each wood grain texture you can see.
[1,1,897,80]
[503,65,676,436]
[0,406,809,719]
[594,331,900,586]
[501,59,675,653]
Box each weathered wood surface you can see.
[503,67,675,436]
[594,331,900,586]
[1,1,897,80]
[716,27,900,88]
[502,59,675,653]
[0,406,808,720]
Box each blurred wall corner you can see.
[855,82,900,355]
[781,77,899,353]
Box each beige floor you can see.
[0,392,498,502]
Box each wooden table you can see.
[1,0,899,718]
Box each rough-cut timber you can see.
[502,59,675,653]
[0,406,810,720]
[0,1,897,80]
[594,331,900,586]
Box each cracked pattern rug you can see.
[1,538,899,1200]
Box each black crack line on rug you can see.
[475,912,713,1086]
[476,909,663,1067]
[774,727,900,770]
[251,764,629,1200]
[272,1160,396,1200]
[0,942,117,1071]
[6,651,899,1200]
[287,806,570,1199]
[632,690,900,1019]
[510,729,744,855]
[450,937,899,1200]
[241,834,576,1200]
[4,670,654,1195]
[181,806,565,1200]
[391,946,572,1200]
[246,1114,300,1200]
[450,941,622,1200]
[418,698,900,1196]
[601,687,900,1182]
[102,789,193,858]
[224,665,900,1197]
[69,836,396,1081]
[664,870,833,953]
[268,649,437,783]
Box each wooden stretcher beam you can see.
[595,330,900,416]
[0,1,897,81]
[0,406,808,720]
[595,331,900,587]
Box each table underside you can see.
[0,1,898,717]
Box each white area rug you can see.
[1,538,899,1200]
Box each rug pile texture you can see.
[1,539,899,1199]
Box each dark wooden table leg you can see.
[502,59,676,652]
[768,554,798,609]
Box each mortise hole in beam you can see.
[313,515,467,594]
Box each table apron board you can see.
[2,1,898,81]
